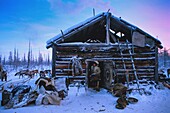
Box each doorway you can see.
[86,59,116,89]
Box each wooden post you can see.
[155,47,158,83]
[93,8,95,16]
[85,61,90,88]
[52,44,57,77]
[106,13,111,44]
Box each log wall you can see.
[52,43,157,81]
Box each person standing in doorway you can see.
[90,61,101,91]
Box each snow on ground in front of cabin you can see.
[0,67,170,113]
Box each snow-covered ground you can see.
[0,67,170,113]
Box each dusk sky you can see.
[0,0,170,59]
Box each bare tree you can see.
[0,55,2,64]
[38,51,43,65]
[3,56,6,65]
[27,41,31,69]
[8,51,13,66]
[47,53,50,66]
[16,49,20,69]
[30,48,33,65]
[14,47,17,69]
[23,53,26,65]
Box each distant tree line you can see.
[0,47,51,70]
[158,48,170,68]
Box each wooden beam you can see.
[117,73,154,75]
[116,69,154,72]
[55,76,85,79]
[109,29,117,42]
[106,13,111,44]
[52,44,57,77]
[55,57,155,61]
[155,47,158,83]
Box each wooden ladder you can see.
[125,39,140,89]
[117,39,130,88]
[117,39,140,89]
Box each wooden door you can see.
[103,61,114,89]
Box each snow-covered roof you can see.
[46,12,162,48]
[46,12,106,48]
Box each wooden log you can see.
[55,57,155,61]
[135,66,155,69]
[55,64,86,69]
[55,72,86,76]
[56,43,133,48]
[55,43,154,52]
[52,45,57,77]
[117,72,154,75]
[56,61,70,64]
[139,76,154,79]
[116,69,154,72]
[54,75,85,79]
[55,65,69,69]
[106,12,111,44]
[55,69,86,73]
[155,47,158,83]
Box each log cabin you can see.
[46,12,163,89]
